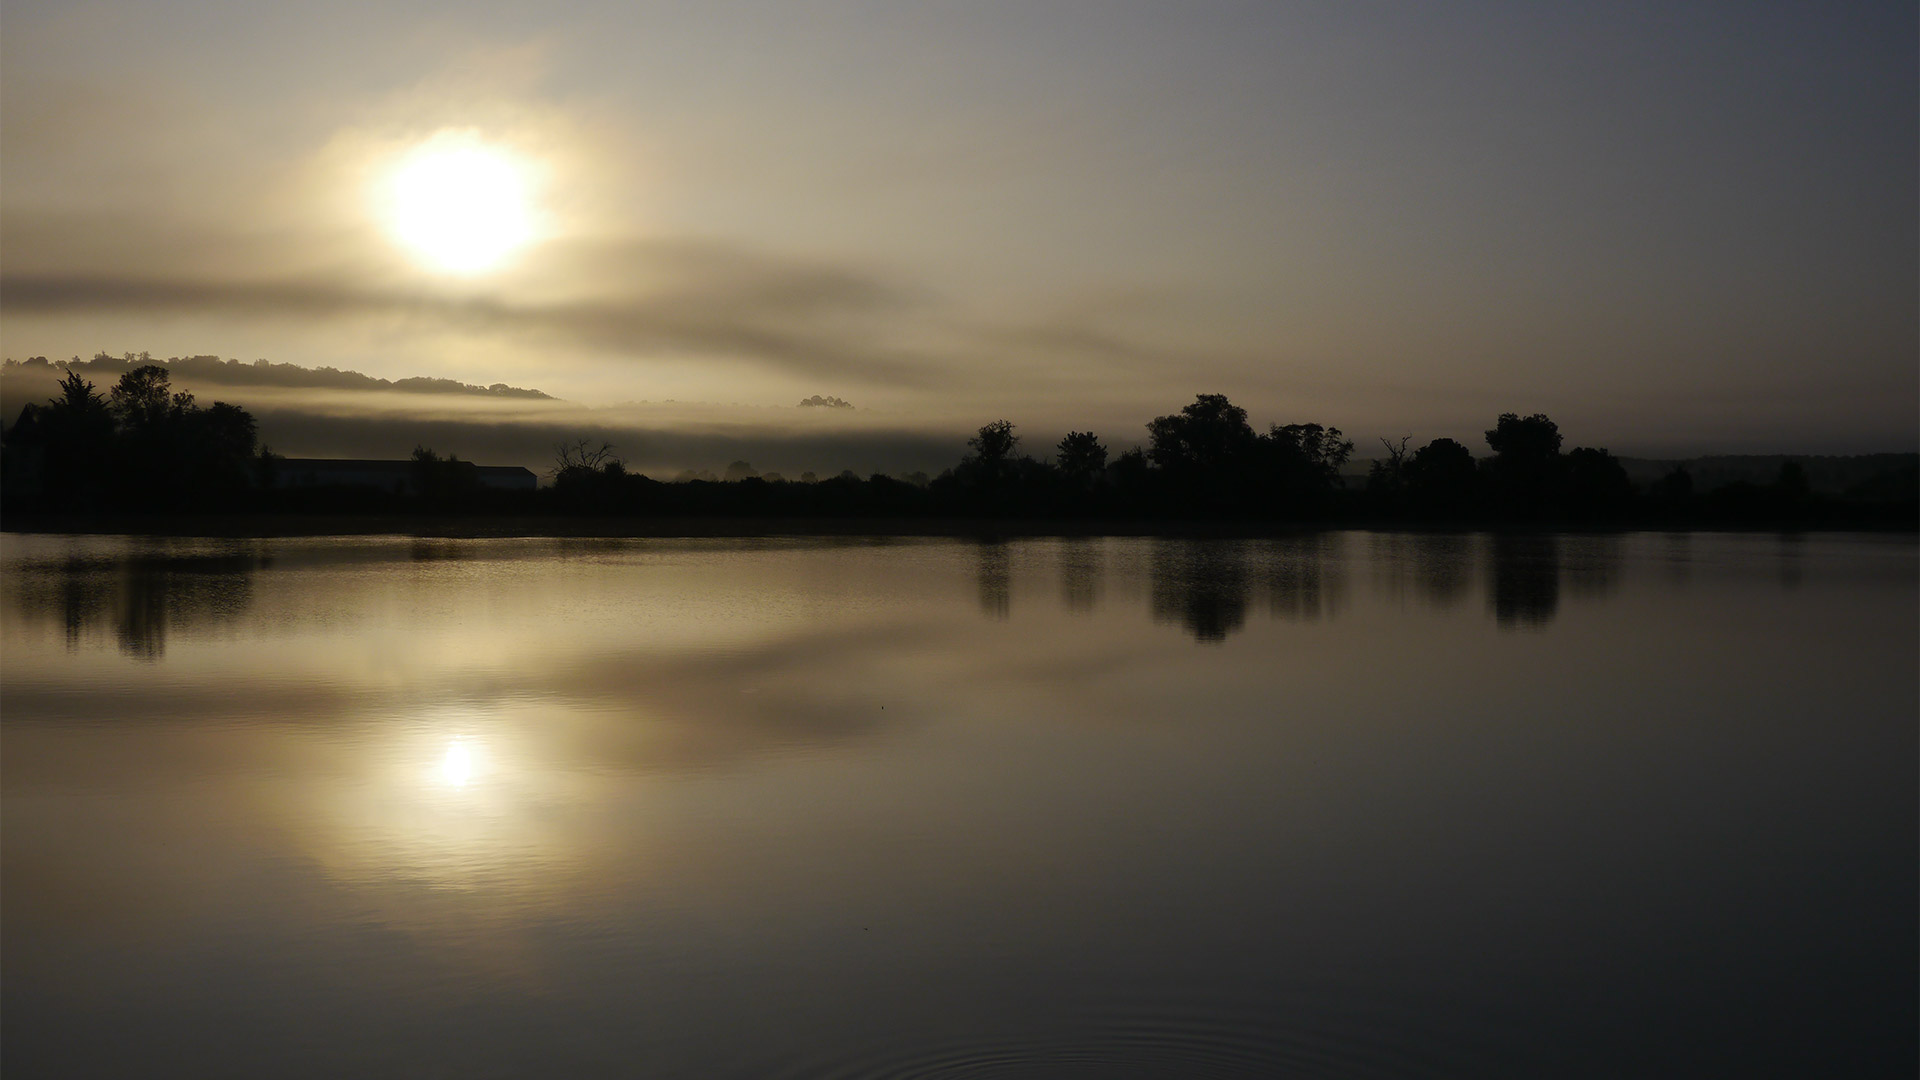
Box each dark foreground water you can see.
[3,531,1914,1078]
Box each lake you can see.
[2,531,1914,1077]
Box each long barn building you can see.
[272,458,537,495]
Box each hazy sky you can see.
[3,0,1914,464]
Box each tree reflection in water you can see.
[1488,534,1559,629]
[1486,533,1624,630]
[1776,533,1806,590]
[1415,534,1474,608]
[1057,537,1102,614]
[1145,536,1350,643]
[974,540,1011,620]
[1563,533,1623,600]
[12,548,266,659]
[1149,540,1250,643]
[1369,531,1476,611]
[1255,534,1347,622]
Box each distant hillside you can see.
[3,353,553,403]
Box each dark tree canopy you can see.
[1367,436,1413,496]
[1563,446,1632,512]
[5,363,260,511]
[1485,413,1563,461]
[1147,394,1256,474]
[110,365,190,434]
[1261,423,1353,492]
[1482,412,1566,515]
[1056,431,1108,483]
[1408,438,1473,481]
[1143,395,1352,511]
[56,371,112,420]
[1651,465,1694,504]
[1773,461,1810,501]
[968,420,1019,464]
[411,445,480,501]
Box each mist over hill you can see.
[4,353,552,400]
[1,354,963,478]
[7,354,1916,492]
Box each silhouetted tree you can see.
[969,420,1019,465]
[547,438,630,506]
[1404,437,1478,514]
[255,444,282,489]
[1483,412,1564,516]
[1651,464,1694,507]
[1562,446,1633,517]
[109,365,183,434]
[946,419,1025,498]
[1257,423,1353,498]
[50,364,261,510]
[551,438,619,477]
[1144,394,1261,511]
[50,372,116,491]
[180,401,261,499]
[1484,412,1563,460]
[1773,461,1810,502]
[55,370,112,420]
[1368,436,1412,501]
[1141,395,1355,514]
[1147,394,1256,475]
[411,445,479,502]
[1056,431,1108,486]
[1109,446,1153,502]
[4,372,117,509]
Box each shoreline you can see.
[2,512,1913,540]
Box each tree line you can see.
[5,365,268,512]
[542,393,1905,526]
[4,371,1912,527]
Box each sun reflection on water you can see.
[436,738,481,788]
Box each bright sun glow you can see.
[439,739,477,787]
[383,135,535,274]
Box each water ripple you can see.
[768,983,1484,1079]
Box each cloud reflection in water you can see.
[1,532,1913,1078]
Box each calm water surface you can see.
[3,532,1914,1077]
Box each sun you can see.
[381,133,536,274]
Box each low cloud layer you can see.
[249,406,966,480]
[6,352,550,398]
[1,355,970,478]
[0,234,936,385]
[3,6,1915,457]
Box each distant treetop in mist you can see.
[798,395,853,409]
[4,353,553,400]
